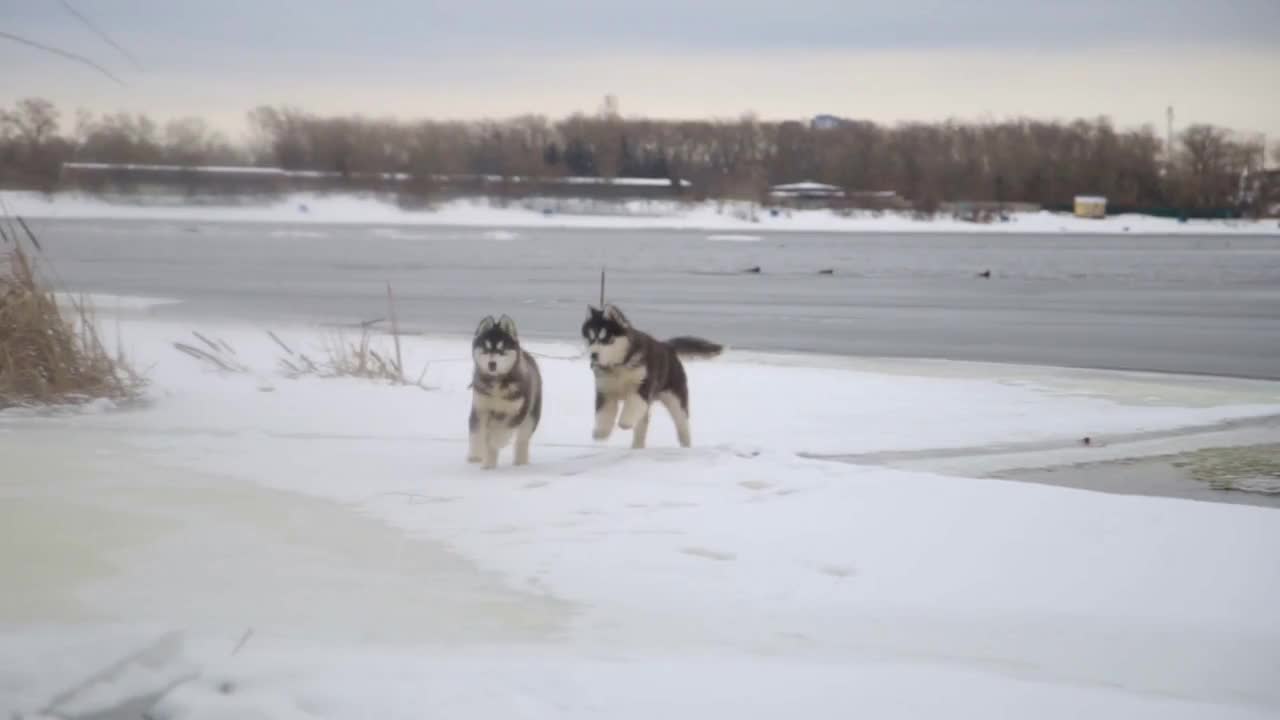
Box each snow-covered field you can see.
[5,190,1278,235]
[3,310,1280,719]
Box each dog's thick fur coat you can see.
[469,315,542,468]
[582,304,722,449]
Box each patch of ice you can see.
[267,229,329,239]
[706,234,763,242]
[368,227,432,240]
[52,292,182,311]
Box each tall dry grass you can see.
[176,323,431,390]
[0,243,143,408]
[274,324,430,389]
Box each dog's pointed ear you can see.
[586,305,600,320]
[474,315,496,337]
[497,314,518,340]
[603,304,629,328]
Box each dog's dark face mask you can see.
[473,315,520,376]
[582,305,631,368]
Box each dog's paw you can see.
[617,419,634,430]
[466,455,481,464]
[592,427,612,441]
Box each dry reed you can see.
[0,244,143,407]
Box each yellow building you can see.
[1074,195,1107,218]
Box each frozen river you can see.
[25,218,1280,378]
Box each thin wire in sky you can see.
[0,30,126,86]
[58,0,142,71]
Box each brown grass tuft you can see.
[311,325,431,389]
[0,245,144,408]
[279,283,430,389]
[173,330,248,373]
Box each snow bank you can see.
[4,190,1277,235]
[3,316,1279,718]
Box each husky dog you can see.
[468,315,542,469]
[582,304,722,449]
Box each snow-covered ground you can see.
[4,190,1278,235]
[3,309,1280,719]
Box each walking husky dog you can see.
[469,315,542,468]
[582,304,722,449]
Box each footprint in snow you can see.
[681,546,737,562]
[819,564,856,578]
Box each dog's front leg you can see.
[514,421,533,466]
[484,423,515,470]
[618,392,648,430]
[467,405,483,463]
[593,391,620,440]
[630,406,651,449]
[481,430,502,470]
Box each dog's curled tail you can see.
[667,336,724,360]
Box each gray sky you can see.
[2,0,1278,141]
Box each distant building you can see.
[770,181,844,199]
[58,162,692,200]
[769,181,845,209]
[1074,195,1108,218]
[847,190,907,209]
[810,114,846,130]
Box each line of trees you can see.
[2,96,1274,214]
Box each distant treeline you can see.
[1,97,1274,214]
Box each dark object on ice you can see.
[977,270,992,279]
[543,208,553,216]
[818,268,835,275]
[298,203,309,213]
[1080,436,1093,446]
[743,266,762,274]
[770,208,780,217]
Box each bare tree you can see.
[1177,124,1258,210]
[164,118,241,166]
[1,98,61,146]
[0,98,70,189]
[3,95,1270,213]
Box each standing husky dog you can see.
[582,304,722,449]
[469,315,542,469]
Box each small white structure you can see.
[769,181,845,200]
[811,114,845,130]
[1074,195,1107,219]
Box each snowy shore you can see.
[4,190,1277,235]
[3,311,1279,719]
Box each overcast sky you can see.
[2,0,1278,141]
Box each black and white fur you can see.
[469,315,542,469]
[582,304,722,449]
